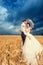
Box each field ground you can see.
[0,35,43,65]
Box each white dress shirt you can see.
[21,22,27,35]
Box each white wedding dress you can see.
[22,32,43,65]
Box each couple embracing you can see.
[20,18,43,65]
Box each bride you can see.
[22,21,43,65]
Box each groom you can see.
[21,19,28,45]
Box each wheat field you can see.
[0,35,43,65]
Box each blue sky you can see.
[0,0,43,35]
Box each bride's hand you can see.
[25,28,30,33]
[27,36,31,39]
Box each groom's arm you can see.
[21,24,27,36]
[21,24,31,39]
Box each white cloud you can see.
[34,27,43,31]
[0,6,8,21]
[0,6,20,34]
[0,20,20,34]
[8,25,14,29]
[31,27,43,32]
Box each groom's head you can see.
[23,18,28,24]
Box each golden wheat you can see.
[0,35,43,65]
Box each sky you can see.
[0,0,43,35]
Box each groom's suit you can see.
[21,22,27,45]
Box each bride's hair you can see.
[27,22,31,26]
[27,23,31,28]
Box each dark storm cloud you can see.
[16,0,43,19]
[0,0,43,34]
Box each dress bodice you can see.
[27,31,30,34]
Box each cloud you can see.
[0,6,20,34]
[16,0,43,20]
[0,0,43,34]
[0,20,20,34]
[0,6,8,21]
[31,27,43,35]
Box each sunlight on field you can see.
[0,35,43,65]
